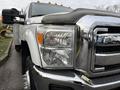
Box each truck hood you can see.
[27,12,69,24]
[41,8,120,25]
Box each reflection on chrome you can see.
[96,34,120,45]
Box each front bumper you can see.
[31,66,120,90]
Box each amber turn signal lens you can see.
[37,33,44,45]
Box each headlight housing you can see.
[37,26,75,69]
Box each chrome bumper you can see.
[32,66,120,90]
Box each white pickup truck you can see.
[2,2,120,90]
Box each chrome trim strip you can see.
[96,53,120,56]
[33,66,86,84]
[92,80,120,88]
[33,66,120,88]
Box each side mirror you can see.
[2,8,25,24]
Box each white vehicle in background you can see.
[2,2,120,90]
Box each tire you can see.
[15,45,21,52]
[29,71,36,90]
[26,56,36,90]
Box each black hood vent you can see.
[42,8,120,25]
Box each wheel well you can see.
[21,41,31,74]
[21,41,30,56]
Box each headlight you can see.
[37,26,74,69]
[44,31,72,48]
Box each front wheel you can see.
[24,70,36,90]
[26,56,36,90]
[29,71,36,90]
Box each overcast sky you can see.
[0,0,120,13]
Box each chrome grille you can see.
[93,27,120,72]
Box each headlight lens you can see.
[42,48,72,67]
[37,27,74,69]
[44,32,72,48]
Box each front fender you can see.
[24,29,42,67]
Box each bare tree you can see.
[95,4,120,13]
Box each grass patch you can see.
[0,37,12,57]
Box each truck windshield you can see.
[30,3,72,17]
